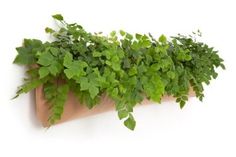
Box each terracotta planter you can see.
[36,85,195,127]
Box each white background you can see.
[0,0,235,156]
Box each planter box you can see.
[36,86,195,127]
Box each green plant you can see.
[13,14,225,130]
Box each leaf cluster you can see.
[13,14,225,130]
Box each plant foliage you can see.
[13,14,225,130]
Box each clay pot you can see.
[36,85,195,127]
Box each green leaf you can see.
[64,69,73,79]
[89,86,99,99]
[185,55,192,61]
[110,31,116,37]
[110,87,119,98]
[63,53,88,79]
[13,39,42,65]
[39,67,49,78]
[124,114,136,130]
[80,77,90,90]
[141,40,151,47]
[135,33,142,40]
[126,33,133,40]
[110,56,121,71]
[92,51,102,57]
[37,51,54,66]
[142,74,165,103]
[159,34,167,43]
[111,62,120,71]
[128,67,137,76]
[117,50,125,59]
[63,52,73,67]
[167,71,175,79]
[45,27,55,33]
[220,63,226,70]
[50,47,59,56]
[48,62,60,76]
[118,109,128,119]
[52,14,64,21]
[14,47,36,65]
[103,50,112,59]
[120,30,126,36]
[79,75,100,99]
[37,50,62,76]
[180,100,186,109]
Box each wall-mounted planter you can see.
[13,14,225,130]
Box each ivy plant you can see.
[13,14,225,130]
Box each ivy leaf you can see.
[167,71,176,79]
[159,34,167,43]
[48,62,62,76]
[37,51,54,66]
[80,77,90,90]
[92,51,102,57]
[124,114,136,130]
[111,62,120,71]
[14,47,36,65]
[120,30,126,36]
[142,74,165,103]
[126,33,133,40]
[37,51,62,76]
[79,74,100,99]
[111,56,121,71]
[14,39,42,65]
[110,31,116,37]
[118,109,128,119]
[63,52,88,79]
[128,67,137,76]
[141,40,151,48]
[50,47,59,56]
[52,14,64,21]
[110,87,119,99]
[39,67,49,78]
[176,48,192,61]
[185,55,192,61]
[64,61,88,79]
[64,69,73,79]
[89,86,99,99]
[220,63,226,70]
[180,100,186,109]
[63,52,73,67]
[45,27,55,34]
[135,33,142,40]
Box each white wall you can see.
[0,0,235,157]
